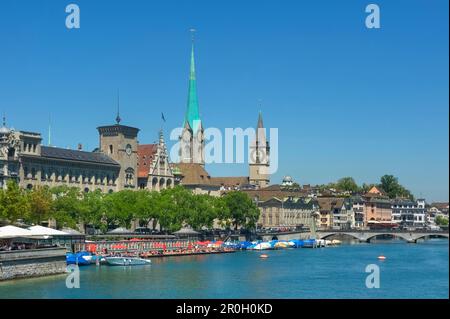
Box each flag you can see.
[161,112,166,122]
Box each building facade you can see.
[391,198,426,228]
[257,197,318,230]
[1,120,120,193]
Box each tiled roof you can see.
[40,146,119,166]
[242,185,308,202]
[316,197,345,212]
[210,176,250,187]
[259,197,318,209]
[172,163,213,186]
[137,144,158,178]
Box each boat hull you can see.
[105,257,151,266]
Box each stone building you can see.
[362,187,393,227]
[257,197,318,230]
[316,197,354,230]
[391,198,426,228]
[137,130,174,191]
[1,118,120,193]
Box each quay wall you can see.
[0,248,67,281]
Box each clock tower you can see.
[97,114,139,190]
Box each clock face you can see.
[125,144,132,156]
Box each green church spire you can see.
[185,29,201,134]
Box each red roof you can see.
[137,144,158,178]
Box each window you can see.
[109,145,113,155]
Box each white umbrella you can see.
[0,225,34,239]
[107,227,132,234]
[28,225,69,236]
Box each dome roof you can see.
[0,125,10,134]
[282,175,293,182]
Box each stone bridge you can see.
[317,230,449,243]
[256,230,449,243]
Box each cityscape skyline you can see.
[0,0,448,201]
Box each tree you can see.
[79,190,105,233]
[50,185,81,229]
[103,190,138,229]
[26,186,53,225]
[188,194,218,230]
[336,177,359,193]
[222,191,260,230]
[435,216,448,227]
[158,186,194,232]
[134,190,161,229]
[380,175,414,200]
[0,180,30,223]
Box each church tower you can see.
[97,105,139,190]
[179,31,205,166]
[249,112,270,188]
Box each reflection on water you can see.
[0,240,448,299]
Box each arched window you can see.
[125,168,134,186]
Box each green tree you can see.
[380,175,414,200]
[103,190,138,229]
[134,190,161,229]
[222,191,260,230]
[336,177,359,193]
[26,186,53,225]
[158,186,194,232]
[0,180,30,223]
[435,216,449,227]
[188,194,218,230]
[50,186,81,229]
[79,190,105,233]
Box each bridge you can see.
[316,230,449,243]
[256,230,449,243]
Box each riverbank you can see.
[0,247,67,281]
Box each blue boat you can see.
[289,239,304,248]
[302,239,317,248]
[66,251,92,266]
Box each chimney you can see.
[78,143,83,150]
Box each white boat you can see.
[105,256,151,266]
[252,242,273,250]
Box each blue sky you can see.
[0,0,448,201]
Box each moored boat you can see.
[105,256,151,266]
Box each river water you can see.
[0,239,448,299]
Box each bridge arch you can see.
[413,233,449,242]
[365,233,411,243]
[319,232,362,241]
